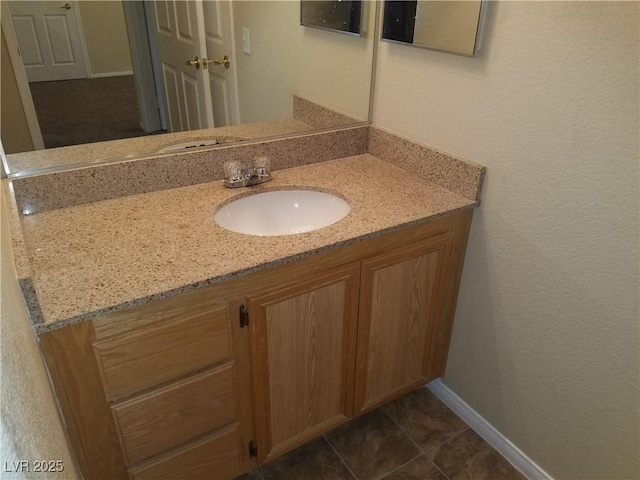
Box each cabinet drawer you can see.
[94,302,230,400]
[128,423,240,480]
[113,363,236,465]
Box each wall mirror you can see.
[301,1,363,36]
[382,0,486,56]
[1,0,378,177]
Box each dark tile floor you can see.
[236,388,525,480]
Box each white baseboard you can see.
[426,378,553,480]
[89,70,133,79]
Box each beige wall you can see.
[232,1,374,124]
[78,1,132,76]
[1,28,34,154]
[0,182,80,479]
[373,1,639,478]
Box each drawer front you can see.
[128,423,240,480]
[94,302,230,401]
[113,363,236,465]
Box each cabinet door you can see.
[247,263,360,463]
[354,238,448,414]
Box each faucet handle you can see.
[253,156,271,177]
[223,160,242,182]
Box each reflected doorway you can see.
[5,0,166,151]
[6,0,238,152]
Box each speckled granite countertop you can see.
[5,119,312,174]
[19,154,477,333]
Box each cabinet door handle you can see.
[249,440,258,457]
[239,304,249,328]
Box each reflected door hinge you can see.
[249,440,258,457]
[239,304,249,328]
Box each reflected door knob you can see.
[213,55,231,69]
[185,56,201,69]
[61,3,71,9]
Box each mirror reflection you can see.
[382,0,485,56]
[1,0,376,176]
[301,0,363,36]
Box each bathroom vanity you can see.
[8,127,484,480]
[39,209,470,479]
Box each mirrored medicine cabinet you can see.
[300,0,364,36]
[382,0,487,57]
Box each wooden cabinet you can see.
[128,424,240,480]
[93,301,231,402]
[354,237,448,414]
[112,364,236,464]
[245,212,472,464]
[38,211,472,480]
[247,263,360,463]
[39,291,244,480]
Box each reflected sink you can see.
[214,190,350,236]
[156,136,245,153]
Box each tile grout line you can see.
[382,403,472,453]
[325,420,423,480]
[430,457,452,480]
[380,404,468,480]
[375,407,446,479]
[379,406,427,454]
[323,435,359,480]
[371,452,425,480]
[422,428,483,480]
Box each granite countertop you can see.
[19,154,477,333]
[5,119,312,174]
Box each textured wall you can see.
[78,1,132,75]
[232,1,374,124]
[0,182,80,479]
[373,2,639,478]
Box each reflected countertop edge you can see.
[5,119,315,176]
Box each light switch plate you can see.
[242,27,250,55]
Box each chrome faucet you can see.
[223,157,272,188]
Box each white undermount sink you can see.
[214,190,350,236]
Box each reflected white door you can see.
[9,0,88,82]
[202,0,238,127]
[148,0,213,132]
